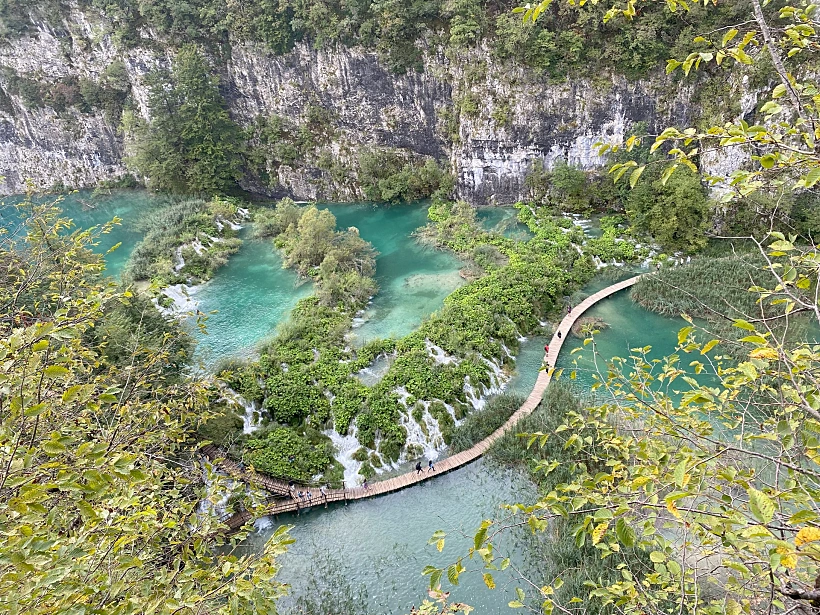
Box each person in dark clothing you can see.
[416,461,423,474]
[557,331,562,339]
[428,460,435,472]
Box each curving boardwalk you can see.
[215,275,642,531]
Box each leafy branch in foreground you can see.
[0,196,292,614]
[444,236,820,614]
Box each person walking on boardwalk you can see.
[428,459,435,472]
[362,478,369,491]
[320,484,327,500]
[416,461,423,475]
[557,331,562,339]
[306,490,312,503]
[544,344,549,354]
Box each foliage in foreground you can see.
[442,238,820,614]
[0,198,291,614]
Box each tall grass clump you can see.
[631,254,812,358]
[449,393,524,453]
[123,197,242,285]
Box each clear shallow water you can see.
[243,459,539,615]
[191,235,313,368]
[555,286,719,393]
[320,203,465,344]
[476,206,533,240]
[0,190,162,277]
[504,336,548,398]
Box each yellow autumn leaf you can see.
[750,347,779,360]
[666,500,681,519]
[592,522,609,545]
[781,553,797,569]
[795,526,820,546]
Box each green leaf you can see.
[739,335,767,344]
[748,488,775,523]
[701,340,719,355]
[629,165,645,188]
[673,459,687,487]
[649,551,666,563]
[721,28,738,46]
[447,563,460,586]
[615,518,636,547]
[42,440,66,455]
[733,319,756,331]
[759,154,776,169]
[789,509,818,524]
[483,573,495,589]
[804,166,820,188]
[43,365,70,379]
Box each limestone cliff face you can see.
[0,14,745,203]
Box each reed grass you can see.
[449,393,524,453]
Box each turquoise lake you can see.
[0,190,163,277]
[319,202,464,345]
[4,190,708,614]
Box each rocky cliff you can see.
[0,12,733,203]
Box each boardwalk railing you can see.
[211,275,642,530]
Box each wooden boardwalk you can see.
[215,275,642,531]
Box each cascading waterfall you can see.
[154,283,200,316]
[399,401,444,461]
[426,340,458,365]
[325,425,364,487]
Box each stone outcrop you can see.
[0,12,748,202]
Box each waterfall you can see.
[325,425,364,487]
[399,403,444,460]
[426,340,458,365]
[153,283,200,316]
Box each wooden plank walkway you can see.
[215,275,642,531]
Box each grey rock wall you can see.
[0,13,745,203]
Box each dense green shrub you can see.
[263,368,331,425]
[428,401,455,445]
[123,197,242,285]
[198,408,245,448]
[257,200,378,309]
[626,166,710,252]
[245,426,334,480]
[358,151,454,203]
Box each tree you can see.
[0,196,292,614]
[626,166,709,251]
[125,45,243,195]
